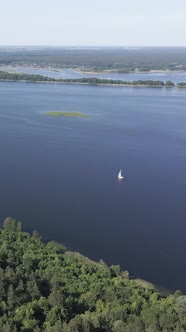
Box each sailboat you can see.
[118,169,124,180]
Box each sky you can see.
[0,0,186,46]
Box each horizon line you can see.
[0,45,186,48]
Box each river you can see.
[0,81,186,292]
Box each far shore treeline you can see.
[0,70,186,87]
[0,218,186,331]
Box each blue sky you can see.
[0,0,185,46]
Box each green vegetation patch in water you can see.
[46,111,90,118]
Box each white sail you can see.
[118,169,124,179]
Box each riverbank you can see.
[0,218,184,331]
[1,66,186,86]
[0,77,186,88]
[1,64,186,75]
[77,68,186,75]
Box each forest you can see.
[0,218,186,332]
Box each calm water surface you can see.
[1,82,186,292]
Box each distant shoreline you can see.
[0,68,186,88]
[1,65,186,76]
[0,78,186,88]
[77,68,186,75]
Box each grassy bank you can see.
[46,111,90,118]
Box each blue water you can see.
[1,81,186,292]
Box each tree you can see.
[48,284,63,308]
[175,295,186,315]
[165,80,175,87]
[1,322,17,332]
[26,275,40,299]
[7,284,15,309]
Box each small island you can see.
[46,111,90,118]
